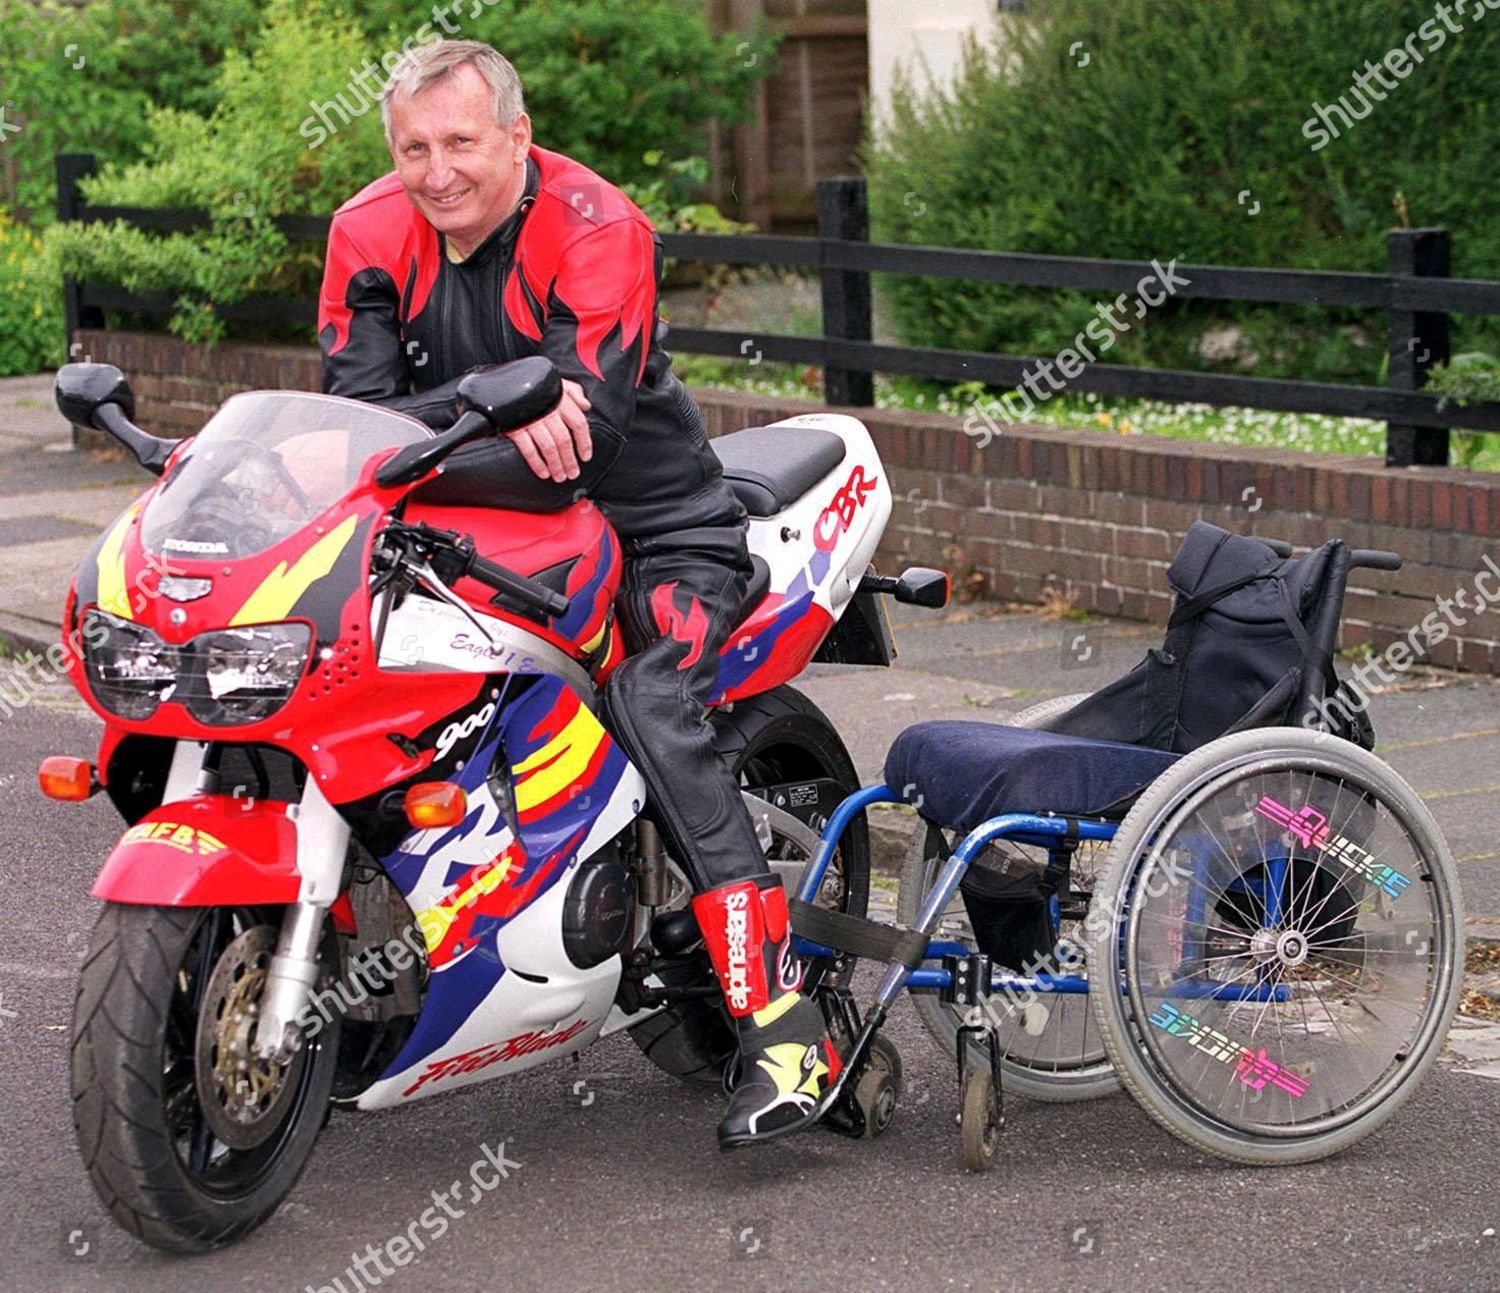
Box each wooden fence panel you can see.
[714,0,868,228]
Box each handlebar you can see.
[465,551,571,619]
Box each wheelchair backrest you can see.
[1040,523,1364,753]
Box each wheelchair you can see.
[794,523,1465,1169]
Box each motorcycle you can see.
[41,359,948,1252]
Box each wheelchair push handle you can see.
[1349,548,1402,572]
[1261,537,1402,572]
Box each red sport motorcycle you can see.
[42,359,947,1251]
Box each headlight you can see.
[79,611,311,726]
[82,610,181,720]
[185,624,312,726]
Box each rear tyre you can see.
[71,903,339,1252]
[627,685,870,1085]
[897,694,1120,1102]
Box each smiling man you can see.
[317,40,839,1149]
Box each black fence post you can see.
[818,176,874,407]
[56,152,103,344]
[1385,228,1451,468]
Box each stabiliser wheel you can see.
[898,694,1119,1102]
[854,1066,898,1139]
[627,685,871,1085]
[960,1069,1001,1172]
[1087,728,1465,1166]
[865,1030,904,1095]
[71,903,339,1252]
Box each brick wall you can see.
[74,329,1500,675]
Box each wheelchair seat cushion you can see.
[884,720,1181,836]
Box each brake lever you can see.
[408,559,500,644]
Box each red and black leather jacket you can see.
[317,146,744,540]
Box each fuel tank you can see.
[403,501,623,667]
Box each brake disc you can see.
[194,924,306,1150]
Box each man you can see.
[317,40,837,1148]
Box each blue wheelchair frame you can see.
[792,784,1291,1117]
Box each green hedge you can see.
[0,0,266,219]
[866,0,1500,385]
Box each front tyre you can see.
[71,903,339,1252]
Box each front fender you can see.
[92,796,302,906]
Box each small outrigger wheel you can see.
[814,993,903,1139]
[960,1068,1001,1171]
[956,1009,1004,1172]
[853,1065,898,1139]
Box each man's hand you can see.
[507,378,593,483]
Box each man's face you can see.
[387,63,531,254]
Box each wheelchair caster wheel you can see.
[960,1069,1001,1172]
[853,1066,897,1139]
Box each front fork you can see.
[256,775,350,1062]
[167,740,351,1064]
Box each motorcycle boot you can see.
[691,874,841,1148]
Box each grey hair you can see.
[381,40,525,142]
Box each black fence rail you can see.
[57,154,1500,469]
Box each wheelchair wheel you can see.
[1086,728,1464,1165]
[896,694,1120,1103]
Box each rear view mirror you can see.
[55,362,136,429]
[457,357,563,433]
[54,362,173,476]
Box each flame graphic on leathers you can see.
[650,581,709,670]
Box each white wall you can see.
[867,0,1002,135]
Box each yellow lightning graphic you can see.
[230,514,358,626]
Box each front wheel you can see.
[71,903,339,1252]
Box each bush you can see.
[866,0,1500,385]
[47,0,381,343]
[1424,352,1500,469]
[0,211,64,374]
[0,0,265,219]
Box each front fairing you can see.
[63,393,486,800]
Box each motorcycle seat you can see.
[712,426,847,518]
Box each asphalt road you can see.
[1,682,1497,1293]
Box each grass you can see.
[667,269,1499,471]
[675,356,1500,473]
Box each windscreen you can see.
[139,392,429,561]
